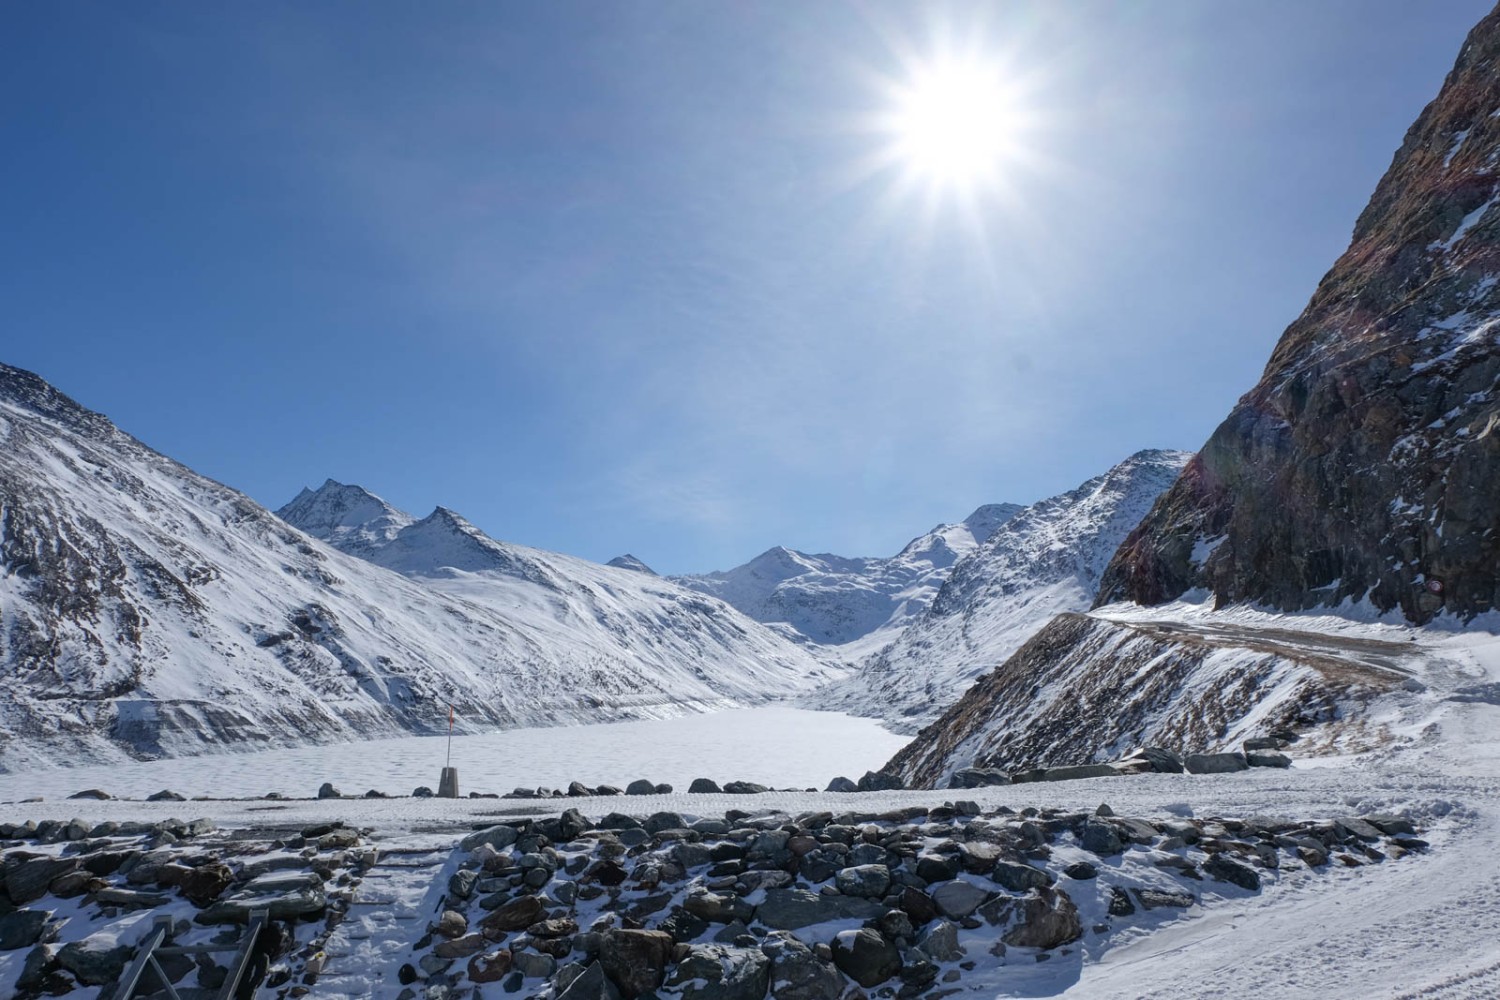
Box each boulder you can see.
[1243,736,1285,752]
[598,928,674,997]
[147,789,186,802]
[625,779,657,796]
[0,910,51,951]
[1131,888,1195,910]
[722,781,769,794]
[1121,748,1185,773]
[991,861,1051,892]
[57,935,133,985]
[663,945,771,1000]
[761,931,846,1000]
[1203,854,1261,891]
[557,961,624,1000]
[1184,753,1249,774]
[916,919,963,962]
[461,824,520,853]
[830,927,902,987]
[1002,887,1081,949]
[930,881,991,919]
[834,864,891,899]
[317,782,342,799]
[195,870,326,924]
[825,776,858,793]
[67,789,111,800]
[467,949,512,984]
[1062,862,1097,880]
[688,778,721,794]
[412,786,435,798]
[1081,821,1124,856]
[756,888,886,930]
[5,857,79,905]
[179,863,233,906]
[947,768,1010,788]
[1246,751,1292,768]
[480,895,545,936]
[682,888,753,924]
[435,910,468,939]
[434,933,487,959]
[857,770,904,792]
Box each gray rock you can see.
[930,880,991,919]
[68,788,111,800]
[57,934,133,985]
[825,776,858,793]
[512,949,557,978]
[722,781,769,794]
[1184,753,1249,774]
[1243,736,1285,752]
[461,824,520,853]
[434,933,487,959]
[916,853,960,883]
[756,887,886,930]
[1131,888,1195,910]
[761,931,846,1000]
[1001,887,1082,949]
[1203,854,1261,890]
[1081,821,1124,856]
[4,857,80,904]
[413,785,435,797]
[625,779,657,796]
[688,778,721,794]
[449,869,480,900]
[991,861,1051,892]
[830,927,901,987]
[684,888,754,924]
[664,944,771,1000]
[1246,751,1292,768]
[195,870,326,924]
[435,910,468,939]
[1335,817,1385,842]
[1062,862,1097,880]
[857,770,904,792]
[317,781,342,799]
[558,961,624,1000]
[1122,748,1185,773]
[480,895,545,935]
[598,928,674,997]
[1365,813,1417,836]
[16,944,54,992]
[947,768,1010,789]
[147,789,186,802]
[916,919,963,962]
[0,910,52,951]
[834,864,891,899]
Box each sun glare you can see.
[889,60,1019,187]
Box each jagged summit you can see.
[275,480,414,560]
[607,554,657,575]
[818,449,1191,730]
[1098,7,1500,623]
[1,361,122,442]
[675,502,1024,647]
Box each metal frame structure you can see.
[114,909,268,1000]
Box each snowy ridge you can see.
[820,450,1191,731]
[0,362,833,770]
[674,503,1023,647]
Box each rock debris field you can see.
[0,795,1428,1000]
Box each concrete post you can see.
[438,766,460,799]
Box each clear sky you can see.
[3,1,1492,575]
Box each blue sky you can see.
[2,1,1492,574]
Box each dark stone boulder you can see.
[1204,854,1261,891]
[1001,887,1082,949]
[1122,748,1185,773]
[947,767,1010,788]
[857,770,904,792]
[830,927,901,987]
[1081,821,1124,856]
[57,935,133,985]
[757,888,885,930]
[688,778,721,794]
[598,929,674,997]
[147,789,186,802]
[722,781,769,794]
[992,861,1052,892]
[761,931,846,1000]
[316,781,342,799]
[825,776,858,793]
[625,779,657,795]
[1247,751,1292,768]
[0,909,52,951]
[663,945,771,1000]
[5,857,79,905]
[1185,752,1249,774]
[557,961,624,1000]
[480,895,545,936]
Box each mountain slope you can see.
[675,503,1022,647]
[1098,6,1500,623]
[0,363,829,769]
[819,450,1190,730]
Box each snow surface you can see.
[0,707,908,802]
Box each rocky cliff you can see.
[1098,6,1500,623]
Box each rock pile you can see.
[397,802,1426,999]
[0,817,366,998]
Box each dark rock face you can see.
[1098,6,1500,624]
[829,928,901,988]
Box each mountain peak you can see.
[276,479,415,556]
[608,554,657,575]
[0,362,118,441]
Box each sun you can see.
[885,57,1022,191]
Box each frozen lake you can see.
[0,707,911,802]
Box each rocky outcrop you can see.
[1097,6,1500,623]
[884,613,1406,789]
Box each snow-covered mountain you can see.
[606,554,656,575]
[674,503,1022,649]
[821,450,1191,730]
[0,362,831,770]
